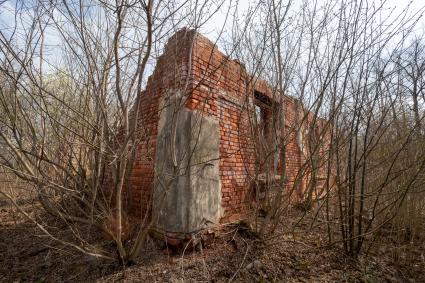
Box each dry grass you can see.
[1,198,424,283]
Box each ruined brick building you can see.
[105,28,329,242]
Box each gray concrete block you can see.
[153,93,221,235]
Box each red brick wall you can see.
[103,29,196,218]
[184,32,330,222]
[105,28,330,224]
[187,34,253,222]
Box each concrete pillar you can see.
[152,92,221,237]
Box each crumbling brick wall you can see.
[187,32,329,222]
[105,28,330,230]
[103,30,195,218]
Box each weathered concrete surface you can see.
[153,94,221,235]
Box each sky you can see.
[203,0,425,39]
[0,0,424,74]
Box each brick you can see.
[104,28,331,224]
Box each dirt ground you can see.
[1,199,424,283]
